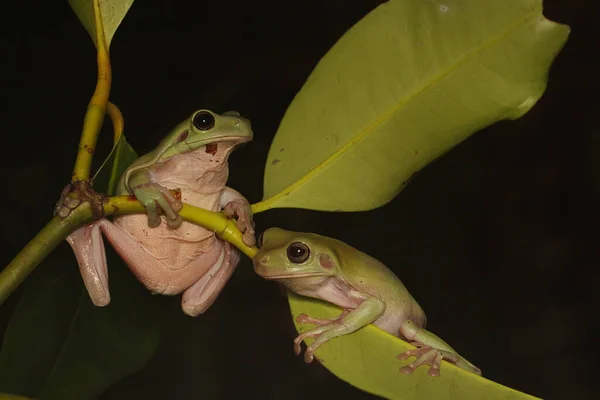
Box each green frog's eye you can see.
[193,111,215,131]
[287,242,310,263]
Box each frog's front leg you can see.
[220,187,255,246]
[128,170,183,229]
[294,296,385,363]
[397,320,482,376]
[180,242,239,317]
[296,310,350,326]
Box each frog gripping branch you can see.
[65,110,256,316]
[0,0,258,306]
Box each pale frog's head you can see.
[158,109,253,162]
[253,228,342,283]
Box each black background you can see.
[1,0,598,399]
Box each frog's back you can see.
[329,238,427,333]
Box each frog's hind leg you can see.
[397,320,482,376]
[66,221,110,306]
[67,218,161,307]
[181,242,240,317]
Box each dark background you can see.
[1,0,598,399]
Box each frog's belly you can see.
[111,187,223,293]
[111,215,224,295]
[114,214,216,264]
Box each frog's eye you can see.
[287,242,310,264]
[193,111,215,130]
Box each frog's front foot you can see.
[132,182,183,229]
[55,180,104,220]
[293,315,349,364]
[293,326,330,364]
[223,198,255,247]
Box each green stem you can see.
[0,205,91,306]
[0,197,257,307]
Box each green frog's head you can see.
[157,109,253,162]
[253,228,342,283]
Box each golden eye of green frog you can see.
[287,242,310,263]
[193,111,215,130]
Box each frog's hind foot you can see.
[55,180,105,220]
[397,345,445,377]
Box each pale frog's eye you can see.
[286,242,310,263]
[193,111,215,130]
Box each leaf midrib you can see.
[259,5,541,210]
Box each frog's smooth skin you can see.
[253,228,481,377]
[66,110,255,316]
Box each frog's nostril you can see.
[175,130,189,143]
[260,256,270,264]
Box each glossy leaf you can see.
[288,293,540,400]
[69,0,134,48]
[0,136,167,399]
[256,0,570,213]
[93,133,138,197]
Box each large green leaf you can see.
[69,0,134,48]
[288,294,539,400]
[256,0,569,213]
[0,135,167,399]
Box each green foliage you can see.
[68,0,134,49]
[258,0,569,398]
[259,0,569,213]
[288,294,540,400]
[0,138,168,400]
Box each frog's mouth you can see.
[259,272,329,280]
[203,137,252,156]
[205,143,218,155]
